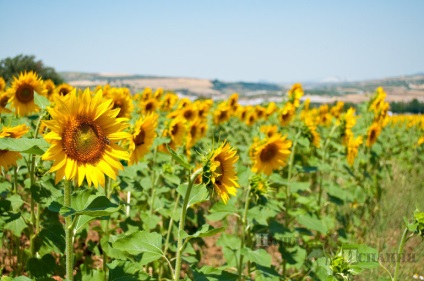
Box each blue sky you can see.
[1,0,423,82]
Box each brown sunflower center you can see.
[0,95,9,108]
[62,116,108,164]
[190,125,197,138]
[59,88,71,96]
[0,149,7,156]
[369,129,376,141]
[260,143,277,162]
[134,129,146,146]
[214,160,224,185]
[184,110,193,120]
[171,124,179,136]
[16,86,34,103]
[219,111,227,121]
[145,102,154,112]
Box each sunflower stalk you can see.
[103,176,111,280]
[238,185,251,281]
[64,180,74,281]
[393,227,410,281]
[29,113,44,258]
[174,168,202,281]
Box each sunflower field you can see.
[0,72,424,281]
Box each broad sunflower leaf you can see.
[0,137,49,155]
[191,266,238,281]
[240,248,272,267]
[59,196,122,217]
[181,224,224,240]
[112,231,164,265]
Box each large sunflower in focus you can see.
[0,124,29,171]
[42,89,130,187]
[7,71,45,116]
[203,141,239,204]
[251,135,292,175]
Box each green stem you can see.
[150,147,158,215]
[393,227,409,281]
[238,186,251,281]
[29,114,44,258]
[159,192,180,280]
[13,166,18,194]
[318,123,338,208]
[174,169,202,281]
[64,180,74,281]
[103,177,110,280]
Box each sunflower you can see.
[288,83,303,108]
[178,98,191,109]
[106,87,134,119]
[160,116,186,151]
[278,102,295,126]
[195,100,211,119]
[245,111,257,126]
[0,92,11,114]
[0,77,6,92]
[228,93,239,112]
[141,98,159,115]
[255,105,266,120]
[251,135,292,175]
[42,79,57,101]
[347,135,362,166]
[42,89,130,187]
[0,124,29,171]
[7,71,45,116]
[186,119,202,149]
[180,104,198,122]
[202,141,239,204]
[304,116,320,148]
[366,122,382,147]
[213,104,231,124]
[141,87,152,101]
[418,136,424,147]
[265,102,277,117]
[56,83,74,96]
[153,88,164,100]
[160,93,178,111]
[260,125,279,138]
[330,101,344,118]
[129,114,158,165]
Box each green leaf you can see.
[112,231,164,265]
[240,248,272,267]
[153,136,171,148]
[298,214,328,234]
[27,254,56,278]
[166,144,192,170]
[191,266,238,281]
[177,184,209,208]
[0,137,49,155]
[4,216,28,237]
[60,196,122,217]
[206,201,238,221]
[108,260,151,281]
[181,224,224,240]
[34,94,50,109]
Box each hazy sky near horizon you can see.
[1,0,423,83]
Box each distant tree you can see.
[0,54,64,85]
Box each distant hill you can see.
[60,71,424,103]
